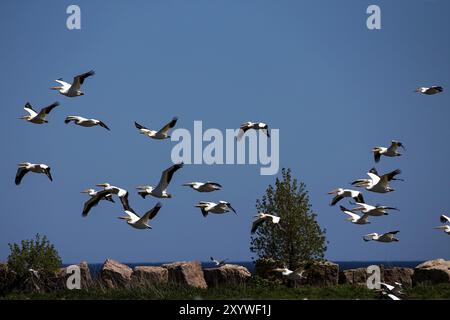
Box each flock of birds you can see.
[15,70,274,233]
[14,71,447,296]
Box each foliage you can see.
[7,234,62,278]
[250,168,327,270]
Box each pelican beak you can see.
[80,189,90,194]
[50,86,61,90]
[96,183,108,187]
[328,190,337,195]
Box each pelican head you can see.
[328,188,342,195]
[19,115,31,121]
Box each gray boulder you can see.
[203,264,251,287]
[100,259,133,289]
[413,259,450,285]
[162,261,207,289]
[131,266,168,287]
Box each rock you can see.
[302,261,339,287]
[162,261,207,289]
[56,261,93,290]
[254,258,279,280]
[412,259,450,285]
[383,267,413,287]
[339,268,369,286]
[100,259,133,289]
[131,266,168,287]
[203,264,251,287]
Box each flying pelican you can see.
[134,117,178,140]
[379,282,404,300]
[328,188,365,206]
[137,163,183,198]
[339,206,370,225]
[434,214,450,235]
[50,70,95,97]
[19,102,60,124]
[251,212,281,234]
[15,163,53,185]
[81,188,115,203]
[118,202,162,230]
[415,86,443,95]
[271,267,306,281]
[195,201,236,217]
[182,182,222,192]
[351,168,402,193]
[236,122,270,140]
[363,231,400,243]
[65,116,110,130]
[210,257,228,267]
[349,202,399,217]
[372,141,406,163]
[82,183,130,217]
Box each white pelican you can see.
[236,121,270,140]
[15,163,53,185]
[328,188,365,206]
[415,86,443,95]
[20,102,60,124]
[434,214,450,235]
[65,116,110,130]
[82,183,130,217]
[251,212,281,234]
[137,163,183,198]
[118,202,162,230]
[339,206,370,225]
[271,267,306,281]
[81,188,115,203]
[134,117,178,140]
[50,70,95,97]
[183,181,222,192]
[363,231,399,242]
[351,168,402,193]
[195,201,236,217]
[372,140,405,163]
[349,202,399,217]
[210,257,228,267]
[379,282,404,300]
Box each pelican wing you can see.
[98,121,110,131]
[251,217,267,234]
[155,163,184,192]
[15,167,30,185]
[119,192,132,212]
[139,202,162,224]
[24,103,38,117]
[37,102,60,119]
[367,172,381,186]
[381,230,399,240]
[330,194,344,206]
[373,150,381,163]
[82,189,112,217]
[134,121,148,130]
[71,70,95,90]
[440,215,450,224]
[383,169,402,182]
[158,117,178,134]
[339,206,360,220]
[206,182,222,188]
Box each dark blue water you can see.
[64,261,423,279]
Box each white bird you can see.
[349,202,399,217]
[210,256,228,267]
[134,117,178,140]
[415,86,443,95]
[379,282,404,300]
[15,163,53,185]
[363,231,400,243]
[328,188,365,206]
[183,181,222,192]
[50,70,95,97]
[351,168,402,193]
[137,163,183,198]
[271,267,306,281]
[372,140,406,163]
[339,206,370,225]
[236,121,270,140]
[195,201,236,217]
[251,212,281,234]
[434,214,450,235]
[65,116,110,130]
[82,183,130,217]
[118,202,162,230]
[81,188,115,203]
[19,102,60,124]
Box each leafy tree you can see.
[7,234,62,278]
[251,168,327,270]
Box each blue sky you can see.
[0,0,449,263]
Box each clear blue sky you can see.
[1,0,449,263]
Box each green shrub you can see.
[7,234,62,278]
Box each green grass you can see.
[2,280,450,300]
